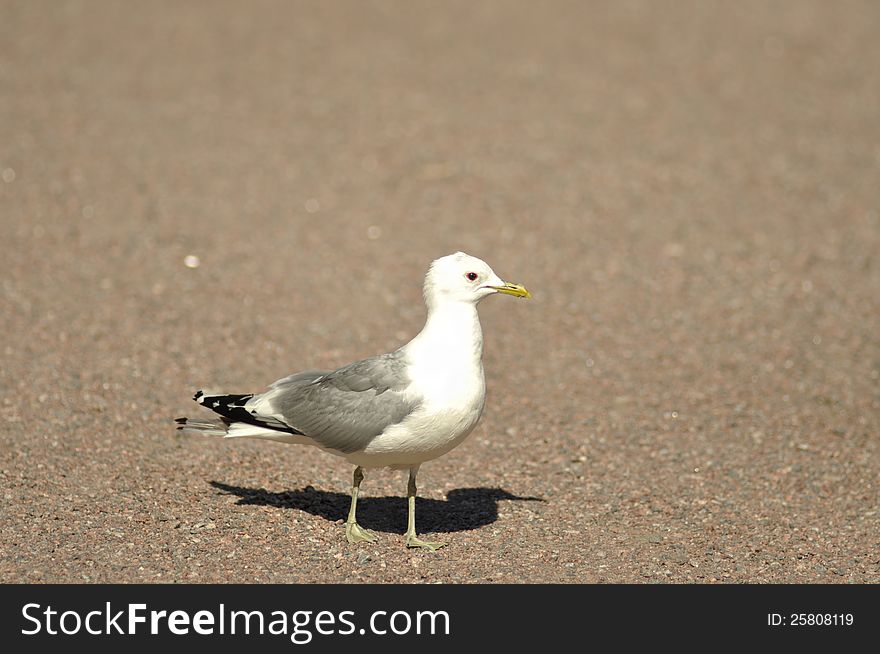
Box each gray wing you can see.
[248,351,419,454]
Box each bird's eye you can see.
[466,272,478,282]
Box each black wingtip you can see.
[193,390,204,403]
[174,416,188,425]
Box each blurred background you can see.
[1,0,878,582]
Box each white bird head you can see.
[423,252,531,309]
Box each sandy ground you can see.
[1,0,878,583]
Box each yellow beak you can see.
[490,282,532,299]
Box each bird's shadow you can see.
[209,481,544,535]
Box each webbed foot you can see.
[346,521,377,544]
[405,534,446,551]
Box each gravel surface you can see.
[1,0,878,583]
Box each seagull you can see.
[176,252,531,550]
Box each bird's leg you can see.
[405,467,446,551]
[345,466,376,544]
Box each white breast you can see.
[350,300,488,469]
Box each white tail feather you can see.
[225,422,311,444]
